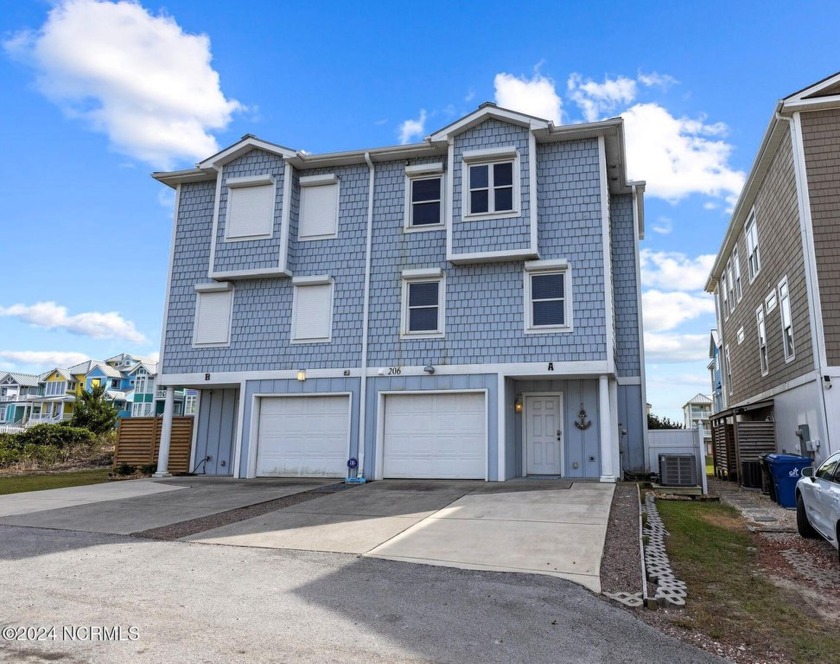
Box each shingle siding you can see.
[213,150,286,273]
[611,194,641,377]
[451,119,532,255]
[801,109,840,366]
[720,129,813,404]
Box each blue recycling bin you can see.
[764,454,813,508]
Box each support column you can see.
[609,378,621,480]
[153,386,175,478]
[599,375,615,482]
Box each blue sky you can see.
[0,0,837,420]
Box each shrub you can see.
[15,424,94,449]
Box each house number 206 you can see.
[387,367,402,375]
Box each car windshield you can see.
[815,453,840,481]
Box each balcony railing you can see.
[0,394,41,402]
[28,413,73,423]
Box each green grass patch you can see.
[705,455,713,476]
[0,468,111,496]
[657,500,840,663]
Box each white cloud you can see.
[398,109,427,144]
[621,103,745,203]
[640,250,716,291]
[0,301,147,344]
[146,351,160,363]
[637,71,678,90]
[651,217,672,235]
[494,71,562,123]
[645,332,709,363]
[567,73,637,122]
[642,290,716,333]
[4,0,241,167]
[0,350,91,370]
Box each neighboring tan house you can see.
[151,103,648,481]
[705,72,840,464]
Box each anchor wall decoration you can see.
[574,404,592,430]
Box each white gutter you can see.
[358,152,375,478]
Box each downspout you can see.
[357,152,375,478]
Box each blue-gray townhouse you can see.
[152,104,647,482]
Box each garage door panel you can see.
[383,393,485,479]
[257,396,348,477]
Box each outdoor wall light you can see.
[514,396,523,414]
[423,365,436,374]
[296,369,306,382]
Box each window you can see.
[225,175,275,241]
[405,163,444,230]
[721,271,729,319]
[132,402,153,417]
[725,345,733,396]
[193,284,234,347]
[111,379,120,389]
[184,394,197,416]
[462,147,519,218]
[779,277,795,361]
[299,174,339,240]
[745,211,761,281]
[726,259,736,312]
[737,327,744,344]
[291,277,334,342]
[765,290,777,312]
[401,269,444,337]
[524,260,572,332]
[733,247,742,301]
[45,381,65,396]
[756,305,768,375]
[90,378,101,389]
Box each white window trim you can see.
[779,276,795,363]
[400,269,445,339]
[290,276,334,344]
[733,246,742,302]
[192,283,234,348]
[721,270,729,320]
[523,260,573,334]
[765,290,777,312]
[404,163,445,232]
[737,326,744,344]
[725,345,733,396]
[298,174,339,242]
[745,209,761,283]
[461,147,521,221]
[223,174,276,242]
[756,304,769,376]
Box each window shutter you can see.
[299,183,338,239]
[195,291,233,345]
[227,184,274,239]
[293,283,332,340]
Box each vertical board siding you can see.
[193,388,238,475]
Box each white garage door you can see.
[256,395,349,477]
[383,392,486,479]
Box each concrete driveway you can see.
[0,477,333,535]
[0,477,614,592]
[187,479,614,592]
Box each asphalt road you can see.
[0,525,724,664]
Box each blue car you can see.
[796,451,840,563]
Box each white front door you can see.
[525,394,563,475]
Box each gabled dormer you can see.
[428,104,547,265]
[199,136,298,281]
